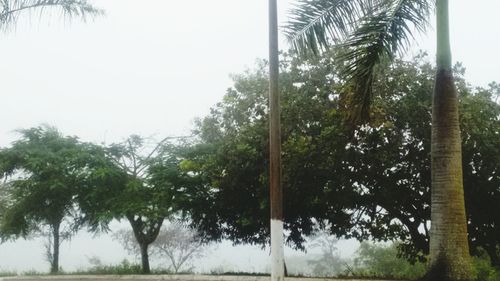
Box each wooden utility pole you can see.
[268,1,284,281]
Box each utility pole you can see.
[268,1,284,281]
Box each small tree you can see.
[307,231,345,277]
[91,136,191,273]
[113,222,209,273]
[0,126,102,273]
[152,222,209,273]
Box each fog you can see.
[0,0,498,273]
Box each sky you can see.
[0,0,499,274]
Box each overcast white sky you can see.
[0,0,499,274]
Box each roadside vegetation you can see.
[1,242,499,280]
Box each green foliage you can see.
[103,136,180,221]
[21,269,47,276]
[286,0,432,123]
[472,256,500,281]
[182,53,352,249]
[288,1,473,279]
[81,135,195,273]
[0,126,98,239]
[0,271,17,277]
[0,126,109,272]
[82,135,188,228]
[76,258,143,275]
[331,53,499,264]
[285,0,369,53]
[207,268,269,276]
[338,53,435,261]
[460,82,500,267]
[349,242,426,280]
[183,50,500,266]
[343,242,499,281]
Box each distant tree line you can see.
[0,51,498,274]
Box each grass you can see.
[0,271,17,277]
[1,256,498,281]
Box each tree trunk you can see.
[426,1,472,280]
[140,242,150,274]
[50,222,60,274]
[127,215,164,274]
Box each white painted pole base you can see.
[271,219,284,281]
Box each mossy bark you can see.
[425,0,473,280]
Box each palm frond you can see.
[286,0,432,124]
[0,0,103,30]
[339,0,431,123]
[285,0,376,55]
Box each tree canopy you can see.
[181,53,352,249]
[286,2,474,279]
[182,51,500,265]
[83,135,193,273]
[0,126,104,272]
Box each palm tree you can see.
[1,0,102,30]
[286,0,472,280]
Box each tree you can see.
[181,53,353,250]
[1,0,102,30]
[89,136,191,274]
[183,51,499,269]
[113,222,210,273]
[286,0,472,279]
[152,222,209,273]
[333,54,435,263]
[0,126,102,273]
[303,53,499,267]
[307,230,345,277]
[460,82,500,267]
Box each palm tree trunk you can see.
[427,0,472,280]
